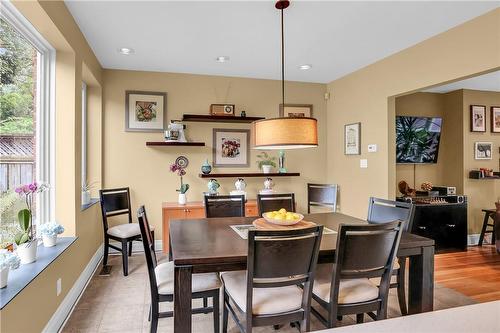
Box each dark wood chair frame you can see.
[138,206,219,333]
[99,187,154,276]
[479,209,496,246]
[307,183,338,214]
[367,197,415,315]
[223,226,324,333]
[257,193,296,216]
[311,221,403,328]
[204,194,246,218]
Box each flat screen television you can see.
[396,116,442,164]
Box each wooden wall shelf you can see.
[146,142,205,146]
[198,172,300,178]
[182,114,264,123]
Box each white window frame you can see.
[81,82,87,197]
[1,1,56,223]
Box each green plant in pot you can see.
[256,152,277,174]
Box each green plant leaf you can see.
[19,232,29,244]
[14,234,22,245]
[18,209,30,231]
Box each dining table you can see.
[169,212,435,333]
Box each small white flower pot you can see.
[17,241,38,264]
[178,193,187,205]
[82,190,91,205]
[262,165,273,174]
[42,235,57,247]
[0,266,9,288]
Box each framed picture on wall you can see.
[125,91,167,132]
[212,128,250,167]
[491,106,500,133]
[344,122,361,155]
[474,142,492,160]
[470,105,486,132]
[279,104,313,118]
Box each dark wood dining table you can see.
[169,212,435,333]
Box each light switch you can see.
[368,144,377,153]
[360,159,368,168]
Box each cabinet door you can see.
[162,208,187,253]
[245,205,258,217]
[185,207,206,218]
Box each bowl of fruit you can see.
[263,208,304,226]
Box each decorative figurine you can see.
[207,179,220,195]
[278,150,287,173]
[240,110,246,117]
[201,159,212,175]
[235,178,246,191]
[260,177,275,194]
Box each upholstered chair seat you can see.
[155,261,221,295]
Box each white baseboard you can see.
[468,233,481,246]
[109,240,163,254]
[43,244,104,333]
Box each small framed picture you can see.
[470,105,486,132]
[213,128,250,167]
[125,91,167,132]
[279,104,313,118]
[474,142,492,160]
[345,122,361,155]
[491,106,500,133]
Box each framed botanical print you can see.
[279,104,313,118]
[125,91,167,132]
[470,105,486,132]
[491,106,500,133]
[345,122,361,155]
[213,129,250,167]
[474,142,492,160]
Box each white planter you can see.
[178,193,187,205]
[82,190,91,205]
[42,235,57,247]
[0,266,9,288]
[17,241,38,264]
[262,165,273,174]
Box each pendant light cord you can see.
[281,7,285,107]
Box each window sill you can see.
[0,237,77,310]
[81,198,100,211]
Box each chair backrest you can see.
[307,183,338,213]
[137,206,159,295]
[257,193,295,216]
[246,226,323,316]
[99,187,132,232]
[204,195,245,218]
[367,197,414,231]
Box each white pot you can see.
[82,190,91,205]
[262,165,273,174]
[0,266,9,288]
[17,241,38,264]
[178,193,187,205]
[42,235,57,247]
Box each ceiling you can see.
[65,1,499,83]
[423,71,500,93]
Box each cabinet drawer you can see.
[186,207,205,218]
[245,206,258,217]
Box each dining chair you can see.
[311,221,403,328]
[221,226,323,333]
[257,193,295,216]
[367,197,414,315]
[204,194,246,218]
[138,206,221,333]
[99,187,154,276]
[307,183,338,213]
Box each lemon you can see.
[285,215,295,220]
[279,208,287,214]
[292,213,300,219]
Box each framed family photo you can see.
[125,91,167,132]
[474,142,492,160]
[212,128,250,167]
[491,106,500,133]
[470,105,486,132]
[279,104,313,118]
[344,122,361,155]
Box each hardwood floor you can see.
[435,245,500,303]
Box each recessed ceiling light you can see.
[216,56,230,63]
[299,64,312,70]
[118,47,134,55]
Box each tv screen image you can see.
[396,116,442,164]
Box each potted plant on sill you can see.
[14,182,49,264]
[82,180,97,206]
[256,152,277,174]
[39,222,65,247]
[170,157,190,205]
[0,252,20,288]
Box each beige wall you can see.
[327,8,500,219]
[103,70,327,234]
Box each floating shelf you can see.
[469,176,500,180]
[146,142,205,146]
[199,172,300,178]
[182,114,265,123]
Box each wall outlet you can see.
[360,159,368,168]
[368,144,377,153]
[56,278,62,296]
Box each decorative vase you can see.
[235,178,247,191]
[207,179,220,195]
[262,165,272,174]
[178,193,187,205]
[201,159,212,175]
[17,241,37,264]
[82,190,91,205]
[0,266,9,288]
[42,235,57,247]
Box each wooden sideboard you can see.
[162,200,258,253]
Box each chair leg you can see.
[128,240,133,256]
[103,237,109,266]
[397,259,408,316]
[213,290,220,333]
[356,313,364,323]
[148,304,151,322]
[150,300,159,333]
[151,230,155,251]
[479,212,489,246]
[222,291,229,333]
[121,240,129,276]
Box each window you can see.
[0,3,55,243]
[81,81,87,200]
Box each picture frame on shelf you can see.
[470,105,486,132]
[344,122,361,155]
[212,128,250,167]
[125,91,167,132]
[279,104,313,118]
[474,142,492,160]
[491,106,500,133]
